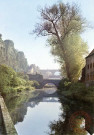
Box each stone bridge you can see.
[28,74,61,88]
[39,79,61,88]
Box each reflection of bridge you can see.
[40,79,61,88]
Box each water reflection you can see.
[4,89,94,135]
[15,98,61,135]
[49,97,94,135]
[5,92,61,135]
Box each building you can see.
[27,74,43,83]
[27,64,40,75]
[85,49,94,86]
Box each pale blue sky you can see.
[0,0,94,69]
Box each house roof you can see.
[86,49,94,58]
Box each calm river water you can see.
[15,97,61,135]
[5,88,94,135]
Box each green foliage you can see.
[0,65,16,93]
[49,34,88,82]
[0,73,8,93]
[0,65,37,95]
[32,80,39,88]
[58,79,94,103]
[17,72,29,80]
[58,78,71,90]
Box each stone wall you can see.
[28,74,43,83]
[85,55,94,85]
[0,96,18,135]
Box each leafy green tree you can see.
[33,2,88,81]
[0,65,39,95]
[48,34,88,81]
[17,72,29,81]
[0,65,16,93]
[0,73,8,94]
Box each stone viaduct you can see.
[28,74,61,88]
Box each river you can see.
[15,97,61,135]
[4,88,94,135]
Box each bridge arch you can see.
[40,79,61,88]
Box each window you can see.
[87,64,89,69]
[93,63,94,68]
[90,63,92,69]
[90,74,92,80]
[86,74,89,81]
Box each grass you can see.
[58,79,94,103]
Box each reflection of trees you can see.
[49,98,94,135]
[6,95,60,125]
[11,100,41,125]
[5,93,49,125]
[10,99,40,124]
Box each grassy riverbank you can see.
[58,79,94,103]
[0,65,39,96]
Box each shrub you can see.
[17,72,29,80]
[58,78,71,91]
[58,79,94,102]
[0,64,36,95]
[0,65,17,94]
[32,80,39,88]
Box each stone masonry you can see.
[0,96,18,135]
[85,49,94,85]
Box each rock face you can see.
[0,35,28,72]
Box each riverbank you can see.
[3,85,94,135]
[0,65,39,97]
[58,79,94,103]
[4,88,57,106]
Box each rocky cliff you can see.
[0,34,28,72]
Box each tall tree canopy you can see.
[33,2,88,81]
[48,34,88,81]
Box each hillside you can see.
[0,34,28,72]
